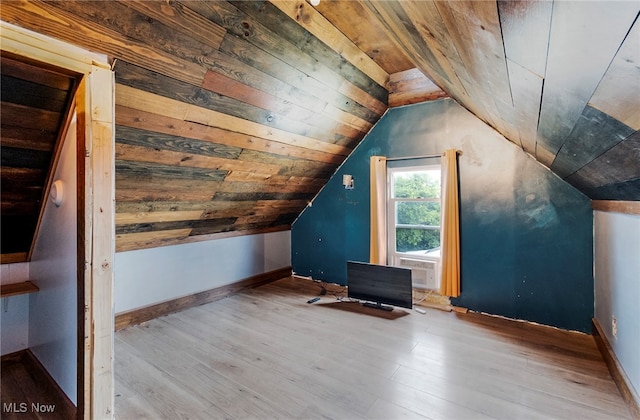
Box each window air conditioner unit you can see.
[398,258,438,290]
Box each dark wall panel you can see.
[551,105,634,178]
[583,178,640,201]
[292,99,594,332]
[566,130,640,192]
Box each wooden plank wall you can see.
[388,68,448,108]
[1,0,390,251]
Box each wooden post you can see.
[87,65,116,419]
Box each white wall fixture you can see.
[50,180,64,207]
[342,174,354,189]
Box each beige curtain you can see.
[370,156,387,264]
[440,149,461,297]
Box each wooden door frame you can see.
[1,21,116,419]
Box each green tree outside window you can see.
[392,171,441,253]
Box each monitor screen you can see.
[347,261,413,309]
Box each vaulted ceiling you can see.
[1,1,638,255]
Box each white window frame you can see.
[387,163,442,273]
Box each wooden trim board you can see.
[592,318,640,419]
[592,200,640,215]
[114,267,292,331]
[77,65,116,420]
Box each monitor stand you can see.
[363,301,394,311]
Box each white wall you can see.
[1,262,31,355]
[115,230,291,313]
[29,117,77,405]
[594,210,640,396]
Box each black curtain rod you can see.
[385,150,462,162]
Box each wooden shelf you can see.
[0,253,28,264]
[1,281,39,298]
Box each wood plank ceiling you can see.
[0,53,78,260]
[1,1,638,254]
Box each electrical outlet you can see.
[612,316,618,338]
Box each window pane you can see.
[396,228,441,253]
[396,201,441,226]
[392,170,441,199]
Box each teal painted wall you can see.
[292,99,594,332]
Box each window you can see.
[387,164,441,262]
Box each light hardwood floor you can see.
[114,277,630,419]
